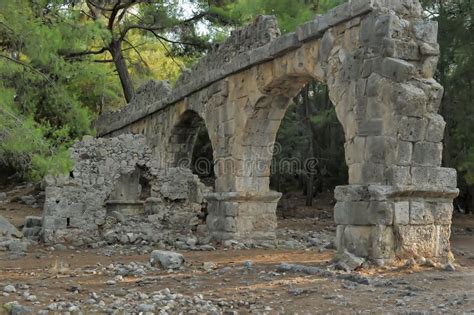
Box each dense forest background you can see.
[0,0,473,212]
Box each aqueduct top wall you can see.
[95,0,458,264]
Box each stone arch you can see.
[165,109,212,171]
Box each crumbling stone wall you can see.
[42,134,210,246]
[94,0,458,263]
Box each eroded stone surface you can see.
[42,135,210,246]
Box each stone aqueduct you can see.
[96,0,458,263]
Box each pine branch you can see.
[0,54,52,83]
[123,39,149,68]
[63,47,109,60]
[119,12,209,42]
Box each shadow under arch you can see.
[166,109,215,186]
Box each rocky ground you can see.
[1,185,474,314]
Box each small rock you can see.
[243,260,253,269]
[53,244,67,251]
[138,304,155,312]
[10,304,33,315]
[186,237,197,247]
[20,195,36,206]
[443,262,455,272]
[395,299,406,306]
[4,285,16,293]
[150,250,184,269]
[405,258,416,268]
[202,262,216,271]
[336,250,365,270]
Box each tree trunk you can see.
[303,84,317,206]
[109,40,135,103]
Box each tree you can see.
[63,0,233,102]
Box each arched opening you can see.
[168,110,215,187]
[271,81,347,219]
[105,166,151,216]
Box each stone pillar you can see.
[205,191,281,241]
[329,1,459,264]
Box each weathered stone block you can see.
[371,225,395,259]
[398,116,426,141]
[364,136,394,163]
[413,21,438,44]
[410,201,434,225]
[411,167,456,189]
[392,83,427,117]
[334,185,368,202]
[249,44,273,65]
[269,33,301,57]
[420,42,440,56]
[366,73,385,97]
[335,201,393,225]
[351,0,375,17]
[393,201,410,225]
[367,185,393,200]
[383,38,420,61]
[412,142,442,166]
[366,97,383,119]
[380,57,415,82]
[360,14,375,47]
[345,137,366,164]
[327,2,352,26]
[395,224,436,258]
[320,31,335,63]
[349,163,385,185]
[425,114,446,143]
[434,224,451,258]
[395,141,413,166]
[223,217,237,232]
[429,202,453,224]
[422,55,439,78]
[386,166,411,186]
[343,225,372,257]
[297,18,323,42]
[335,225,345,253]
[357,119,383,136]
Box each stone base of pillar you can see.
[334,184,459,263]
[205,191,281,241]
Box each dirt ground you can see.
[1,185,474,314]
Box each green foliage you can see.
[229,0,345,33]
[0,0,122,180]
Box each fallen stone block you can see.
[150,250,185,269]
[0,215,22,238]
[335,250,366,271]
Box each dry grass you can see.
[48,260,71,275]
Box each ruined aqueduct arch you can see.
[96,0,458,263]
